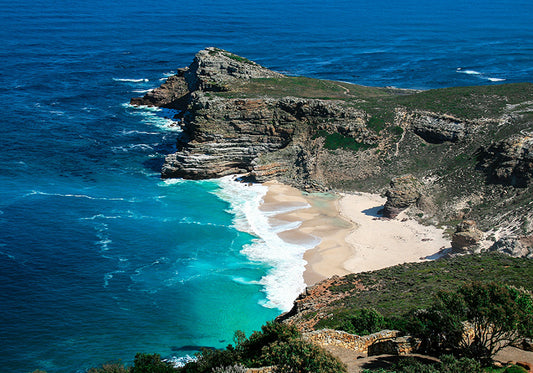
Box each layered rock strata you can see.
[131,48,533,236]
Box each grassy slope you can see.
[311,253,533,323]
[214,75,533,232]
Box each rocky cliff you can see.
[131,48,533,237]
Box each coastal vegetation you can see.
[91,49,533,373]
[76,253,532,373]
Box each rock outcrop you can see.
[383,175,422,219]
[489,236,533,258]
[130,47,283,110]
[410,111,469,143]
[451,220,484,251]
[479,134,533,187]
[132,48,378,184]
[130,74,190,110]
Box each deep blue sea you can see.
[1,0,532,371]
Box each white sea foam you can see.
[123,103,182,132]
[80,214,122,220]
[120,129,161,136]
[113,78,149,82]
[232,276,261,285]
[213,176,316,311]
[164,355,197,368]
[111,143,155,153]
[24,190,129,201]
[132,89,154,94]
[94,222,111,251]
[457,68,482,75]
[456,68,506,82]
[160,178,187,186]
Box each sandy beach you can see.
[261,181,450,286]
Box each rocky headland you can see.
[131,47,533,252]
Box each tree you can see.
[131,353,176,373]
[411,282,533,364]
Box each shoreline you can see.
[260,181,450,287]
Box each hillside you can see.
[131,47,533,247]
[276,252,533,332]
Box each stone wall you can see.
[303,329,401,354]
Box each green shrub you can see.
[409,282,533,364]
[260,338,345,373]
[503,365,528,373]
[438,354,482,372]
[132,353,177,373]
[180,347,239,373]
[361,354,482,372]
[179,321,346,373]
[316,308,385,335]
[87,361,131,373]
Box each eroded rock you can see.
[489,236,533,258]
[410,111,468,143]
[383,174,422,219]
[479,134,533,187]
[451,220,483,251]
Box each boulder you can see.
[383,175,422,218]
[451,220,483,251]
[489,236,533,258]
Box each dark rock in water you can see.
[489,235,533,258]
[478,134,533,187]
[451,220,483,251]
[383,174,422,219]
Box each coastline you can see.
[260,181,450,287]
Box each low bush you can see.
[316,308,386,335]
[131,353,177,373]
[179,321,346,373]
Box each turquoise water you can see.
[1,0,532,371]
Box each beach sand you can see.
[261,181,450,287]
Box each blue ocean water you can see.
[0,0,532,371]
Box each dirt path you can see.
[322,344,533,372]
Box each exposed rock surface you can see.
[451,220,484,251]
[303,329,402,354]
[130,74,190,110]
[479,134,533,187]
[489,236,533,259]
[130,48,533,236]
[130,47,283,110]
[383,175,422,219]
[409,111,469,143]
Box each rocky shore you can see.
[131,47,533,253]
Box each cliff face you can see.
[131,48,533,235]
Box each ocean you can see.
[0,0,532,371]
